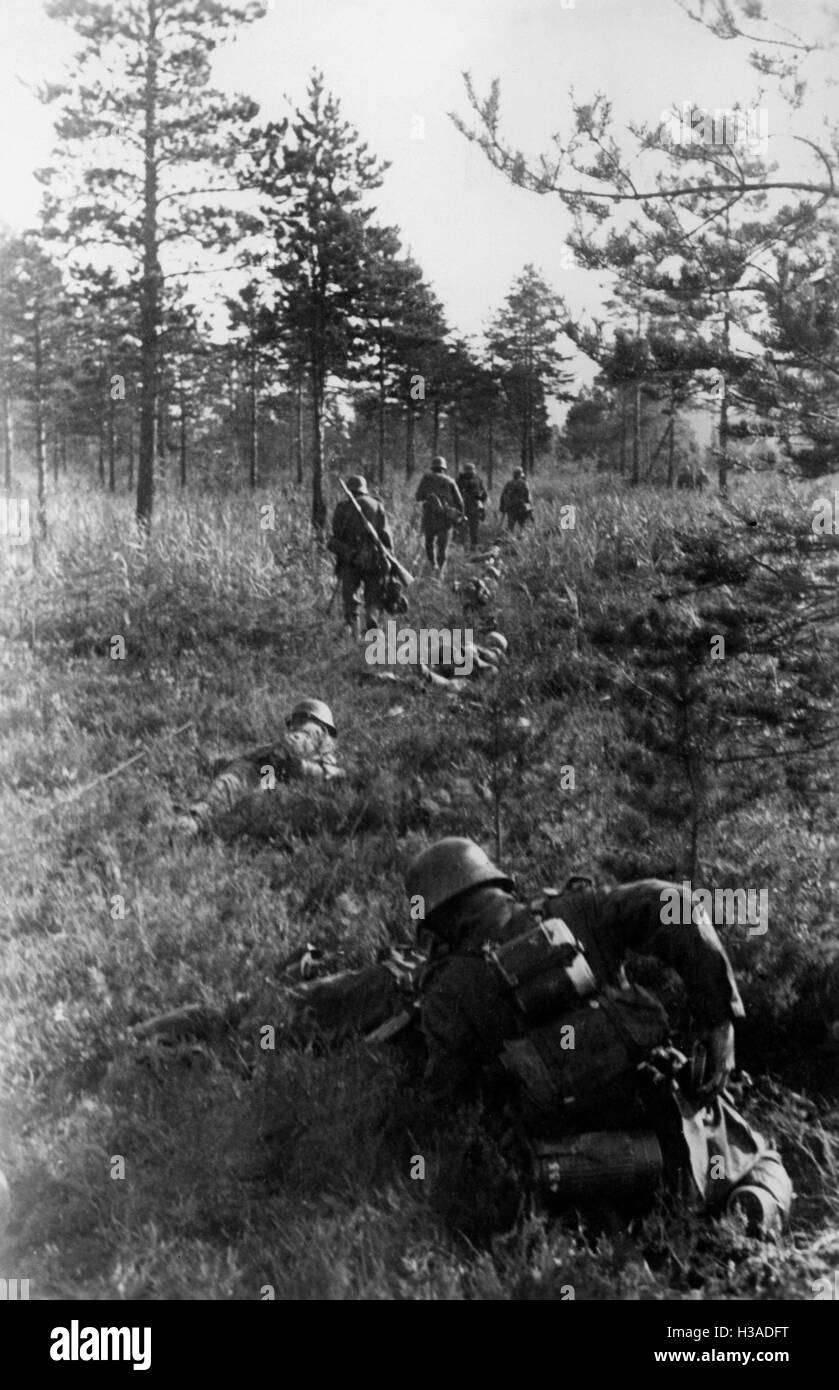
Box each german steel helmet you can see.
[431,456,448,472]
[462,461,476,474]
[345,475,368,495]
[287,698,336,736]
[513,466,525,478]
[405,837,513,921]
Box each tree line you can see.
[2,0,837,536]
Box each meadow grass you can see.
[0,468,836,1299]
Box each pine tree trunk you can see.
[3,388,13,489]
[310,366,326,530]
[295,374,304,485]
[667,385,676,487]
[619,386,627,475]
[249,344,258,490]
[718,328,730,496]
[136,0,160,529]
[631,382,642,484]
[158,390,169,482]
[33,309,48,538]
[179,387,188,488]
[377,346,386,486]
[108,394,116,492]
[98,426,105,488]
[432,399,440,455]
[405,405,415,477]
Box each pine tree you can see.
[0,233,72,534]
[250,72,387,529]
[355,226,447,484]
[38,0,265,526]
[488,265,574,473]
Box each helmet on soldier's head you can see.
[462,462,476,475]
[431,456,447,473]
[405,837,513,923]
[486,632,508,655]
[346,475,368,496]
[513,467,525,478]
[287,698,337,737]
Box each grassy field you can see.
[0,466,837,1300]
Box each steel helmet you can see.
[405,837,513,922]
[345,475,368,496]
[431,456,448,473]
[462,462,476,475]
[513,467,525,478]
[486,632,508,654]
[287,698,336,736]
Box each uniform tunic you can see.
[188,720,342,832]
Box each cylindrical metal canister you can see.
[535,1129,663,1203]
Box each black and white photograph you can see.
[0,0,837,1329]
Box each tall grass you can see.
[0,467,836,1299]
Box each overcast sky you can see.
[1,0,836,370]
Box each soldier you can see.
[456,461,488,549]
[499,467,533,533]
[415,456,465,574]
[329,475,394,639]
[419,632,508,691]
[404,838,792,1236]
[176,699,343,837]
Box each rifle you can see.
[339,479,414,588]
[128,946,425,1051]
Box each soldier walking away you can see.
[176,699,343,837]
[405,838,792,1237]
[328,475,395,639]
[499,467,533,534]
[415,456,465,573]
[456,461,488,549]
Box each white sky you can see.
[0,0,836,381]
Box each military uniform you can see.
[415,458,465,572]
[406,840,791,1235]
[419,633,508,692]
[499,472,533,533]
[456,465,488,548]
[330,477,393,636]
[182,702,342,836]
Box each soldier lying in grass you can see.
[133,839,794,1240]
[174,698,344,837]
[418,631,508,690]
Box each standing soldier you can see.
[177,699,343,837]
[456,461,488,549]
[404,838,792,1237]
[329,475,393,639]
[415,456,465,574]
[499,467,533,534]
